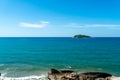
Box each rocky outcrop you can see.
[48,69,112,80]
[48,69,76,80]
[79,72,112,80]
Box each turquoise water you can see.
[0,37,120,78]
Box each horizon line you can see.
[0,36,120,38]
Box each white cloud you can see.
[20,21,50,28]
[85,24,120,28]
[66,23,120,29]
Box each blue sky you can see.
[0,0,120,37]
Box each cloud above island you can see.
[66,23,120,29]
[20,21,50,28]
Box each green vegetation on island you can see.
[73,34,91,38]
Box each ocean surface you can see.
[0,37,120,80]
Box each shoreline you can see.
[1,69,120,80]
[0,74,120,80]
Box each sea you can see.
[0,37,120,80]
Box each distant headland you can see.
[73,34,91,38]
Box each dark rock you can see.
[79,72,112,80]
[48,69,60,74]
[48,69,76,80]
[60,70,74,73]
[79,72,112,78]
[48,69,112,80]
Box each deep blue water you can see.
[0,37,120,77]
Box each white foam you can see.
[1,76,120,80]
[65,65,72,69]
[0,74,47,80]
[1,73,120,80]
[111,76,120,80]
[0,64,4,66]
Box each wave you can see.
[0,73,47,80]
[0,64,4,67]
[111,76,120,80]
[0,73,120,80]
[1,76,120,80]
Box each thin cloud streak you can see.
[20,21,50,28]
[66,23,120,29]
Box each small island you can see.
[73,34,91,38]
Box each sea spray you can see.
[1,75,120,80]
[111,76,120,80]
[0,74,47,80]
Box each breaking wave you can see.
[111,76,120,80]
[0,73,120,80]
[0,73,47,80]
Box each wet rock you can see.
[48,69,61,74]
[48,69,76,80]
[79,72,112,80]
[48,69,112,80]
